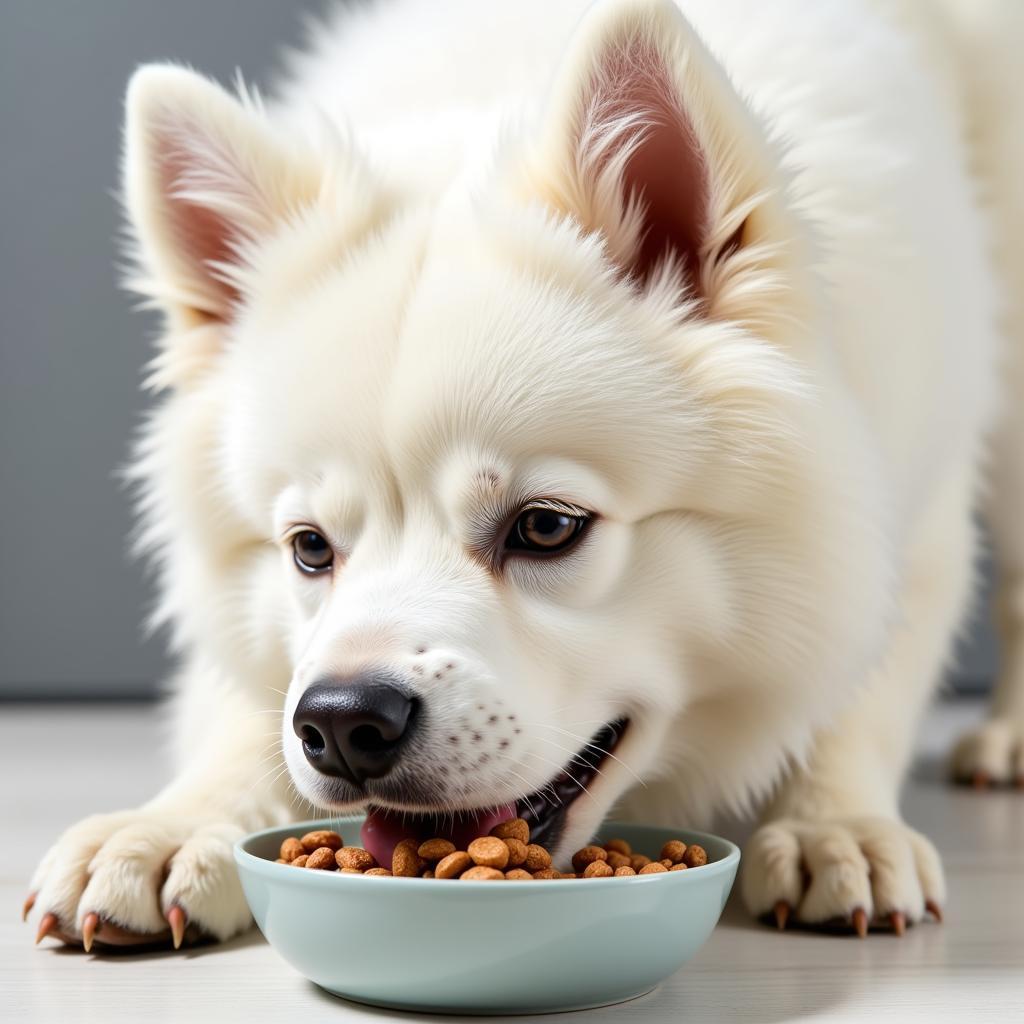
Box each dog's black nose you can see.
[292,676,418,785]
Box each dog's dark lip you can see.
[516,717,629,850]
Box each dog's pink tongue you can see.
[361,804,516,868]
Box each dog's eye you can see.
[292,530,334,574]
[506,506,588,556]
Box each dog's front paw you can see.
[951,715,1024,788]
[741,816,945,936]
[25,810,251,952]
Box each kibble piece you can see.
[571,845,608,873]
[682,844,708,868]
[660,858,674,868]
[606,851,631,870]
[583,860,614,878]
[305,847,338,870]
[364,867,392,876]
[434,850,473,879]
[275,857,288,864]
[630,854,652,871]
[490,818,530,843]
[532,868,557,879]
[300,830,343,854]
[614,865,637,876]
[291,854,308,868]
[505,868,534,880]
[524,844,552,871]
[604,838,632,856]
[503,837,528,867]
[340,867,362,874]
[280,837,305,862]
[461,865,505,880]
[418,838,456,861]
[669,863,689,871]
[468,836,510,869]
[558,872,578,879]
[639,861,668,874]
[337,847,377,871]
[660,839,688,864]
[393,838,426,877]
[422,869,435,879]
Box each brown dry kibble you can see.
[434,850,474,879]
[630,854,652,871]
[669,863,689,871]
[275,857,288,864]
[422,869,435,879]
[639,861,668,874]
[660,839,688,864]
[604,838,632,856]
[531,868,557,879]
[558,872,578,879]
[305,847,338,870]
[503,837,528,867]
[393,838,426,877]
[280,836,305,862]
[614,865,637,876]
[300,830,343,854]
[524,844,552,871]
[461,865,505,880]
[340,867,362,874]
[291,854,308,868]
[337,847,377,871]
[583,860,614,878]
[490,818,530,843]
[682,844,708,868]
[505,868,534,880]
[606,851,631,870]
[660,858,674,868]
[571,845,608,873]
[364,867,393,876]
[418,838,456,861]
[468,836,510,869]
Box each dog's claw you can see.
[773,900,790,931]
[925,899,944,923]
[22,892,37,923]
[35,912,59,945]
[889,910,906,937]
[971,770,990,790]
[851,907,868,938]
[166,904,186,950]
[81,912,101,953]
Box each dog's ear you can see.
[527,0,783,305]
[123,64,323,326]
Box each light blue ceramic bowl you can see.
[235,816,739,1015]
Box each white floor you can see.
[2,698,1022,1023]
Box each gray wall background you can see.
[0,1,999,699]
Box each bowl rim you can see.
[234,815,740,889]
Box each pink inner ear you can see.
[156,130,244,317]
[589,38,709,286]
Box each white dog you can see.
[27,0,1024,950]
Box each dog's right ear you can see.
[123,64,325,329]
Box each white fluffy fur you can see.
[29,0,1024,944]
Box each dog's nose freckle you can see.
[415,646,426,655]
[507,715,516,721]
[479,753,490,764]
[499,739,509,749]
[448,735,459,745]
[514,728,522,735]
[445,663,454,670]
[487,715,498,725]
[472,732,482,743]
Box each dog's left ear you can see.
[526,0,785,307]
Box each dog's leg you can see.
[743,461,977,933]
[949,2,1024,789]
[26,663,295,950]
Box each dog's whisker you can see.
[532,723,647,788]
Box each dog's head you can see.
[124,0,892,861]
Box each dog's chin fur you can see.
[31,0,1024,943]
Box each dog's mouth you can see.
[359,717,629,867]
